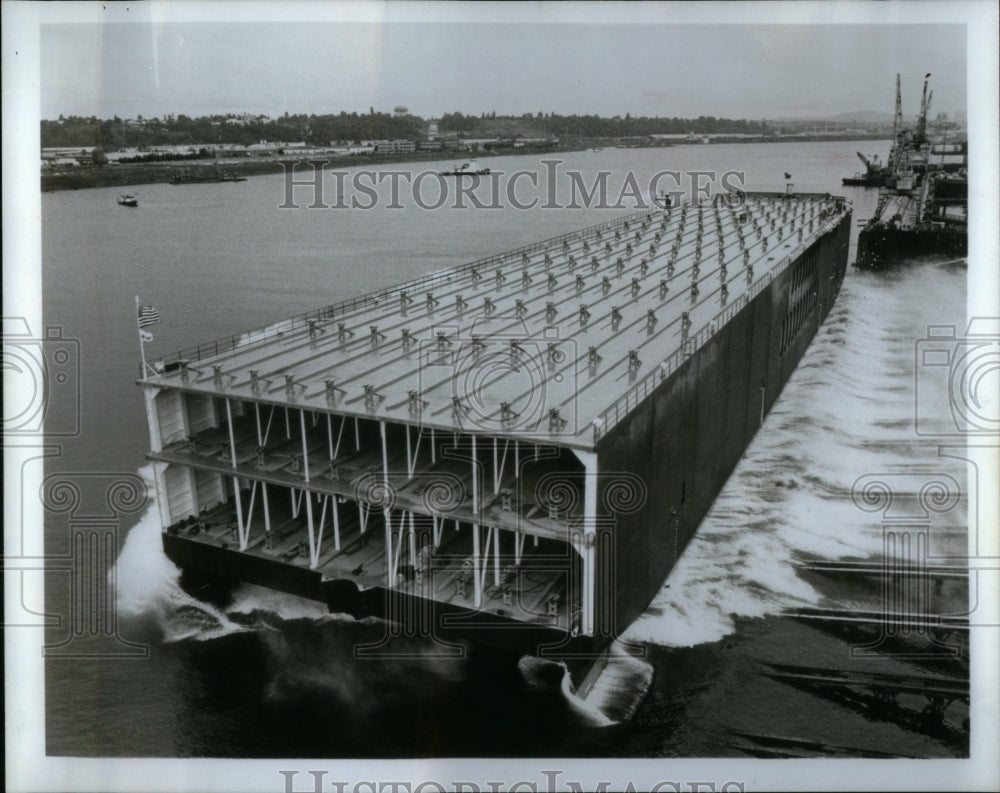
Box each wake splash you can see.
[623,262,966,648]
[113,464,328,643]
[517,656,613,727]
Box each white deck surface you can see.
[142,193,846,449]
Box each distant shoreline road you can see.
[41,134,887,192]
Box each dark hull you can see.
[841,176,883,187]
[163,532,598,657]
[592,209,851,638]
[855,225,967,270]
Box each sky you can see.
[41,18,967,121]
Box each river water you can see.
[39,141,969,758]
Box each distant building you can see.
[458,137,500,151]
[373,139,416,154]
[393,106,409,117]
[224,113,271,126]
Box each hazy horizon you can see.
[41,22,966,122]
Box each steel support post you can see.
[471,434,478,515]
[241,481,258,550]
[573,449,599,636]
[331,496,341,550]
[305,486,317,567]
[232,475,245,547]
[408,511,417,569]
[492,524,501,585]
[225,398,238,468]
[262,482,271,535]
[299,409,311,483]
[406,425,412,478]
[379,420,389,484]
[334,415,346,459]
[384,509,394,588]
[472,523,482,607]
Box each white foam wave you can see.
[113,464,330,643]
[624,263,966,647]
[517,656,613,727]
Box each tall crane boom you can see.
[916,73,931,144]
[892,73,903,140]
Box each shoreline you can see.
[42,144,589,192]
[41,134,888,193]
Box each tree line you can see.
[43,110,768,149]
[439,111,768,137]
[42,111,426,149]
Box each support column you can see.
[384,509,394,589]
[408,511,417,569]
[262,483,271,535]
[492,524,501,586]
[153,462,172,535]
[317,495,329,561]
[299,409,311,483]
[143,386,163,453]
[492,439,509,495]
[379,420,389,483]
[471,434,478,515]
[253,400,270,539]
[573,449,599,637]
[406,425,413,479]
[225,398,238,469]
[241,482,258,549]
[332,496,341,550]
[472,523,482,607]
[305,486,317,567]
[333,416,346,459]
[232,476,245,549]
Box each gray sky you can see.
[41,22,966,121]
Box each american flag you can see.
[137,305,161,328]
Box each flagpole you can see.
[136,295,149,378]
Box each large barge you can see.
[137,191,851,659]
